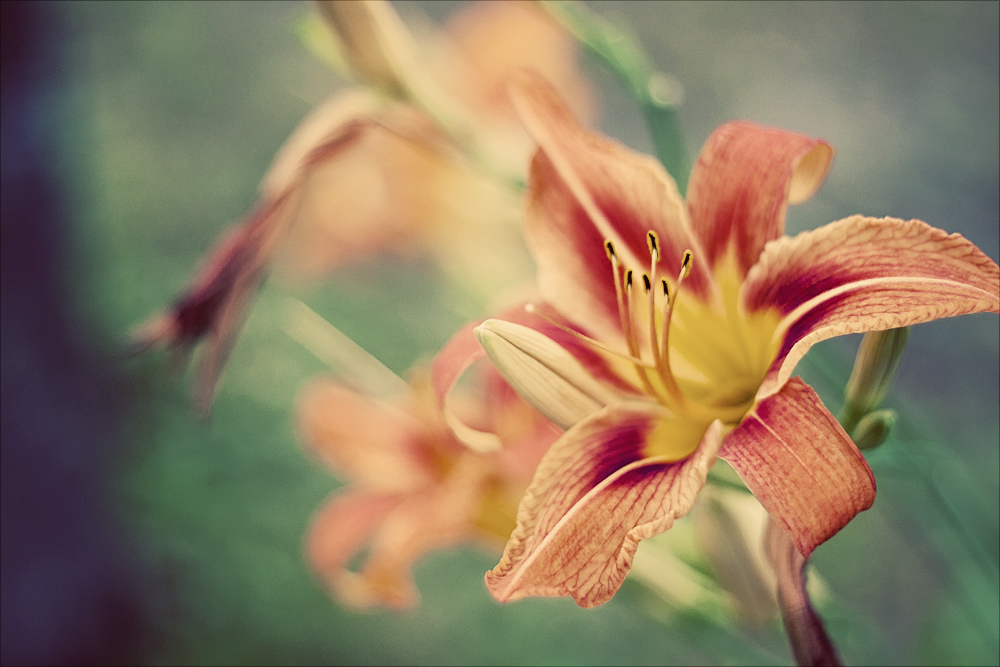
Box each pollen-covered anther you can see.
[604,239,619,264]
[679,249,693,279]
[646,231,660,263]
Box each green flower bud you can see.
[851,409,896,450]
[315,0,411,95]
[840,327,909,432]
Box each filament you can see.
[655,250,694,400]
[524,304,652,368]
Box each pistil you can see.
[605,241,636,359]
[653,249,693,405]
[646,232,663,371]
[522,304,649,367]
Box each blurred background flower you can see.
[1,1,996,665]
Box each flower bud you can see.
[851,408,896,451]
[475,319,619,429]
[840,327,909,432]
[316,0,415,95]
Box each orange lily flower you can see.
[298,365,559,610]
[436,71,1000,608]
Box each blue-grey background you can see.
[2,1,997,664]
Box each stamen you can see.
[642,269,664,374]
[601,240,670,401]
[616,267,665,394]
[623,269,639,355]
[523,304,652,368]
[645,231,664,370]
[624,269,636,350]
[606,240,637,360]
[657,249,695,398]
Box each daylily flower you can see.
[295,301,774,615]
[132,1,594,412]
[437,70,1000,608]
[298,365,559,609]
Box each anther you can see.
[679,249,693,279]
[642,274,652,293]
[647,231,660,262]
[626,270,633,291]
[652,248,698,405]
[605,240,618,264]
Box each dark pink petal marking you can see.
[486,404,723,607]
[508,70,712,344]
[744,216,1000,316]
[743,216,1000,396]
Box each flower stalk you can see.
[541,0,690,190]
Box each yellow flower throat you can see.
[603,232,780,460]
[528,230,781,461]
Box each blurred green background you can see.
[2,1,997,665]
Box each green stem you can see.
[542,0,690,191]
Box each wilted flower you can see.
[437,71,1000,607]
[132,1,595,411]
